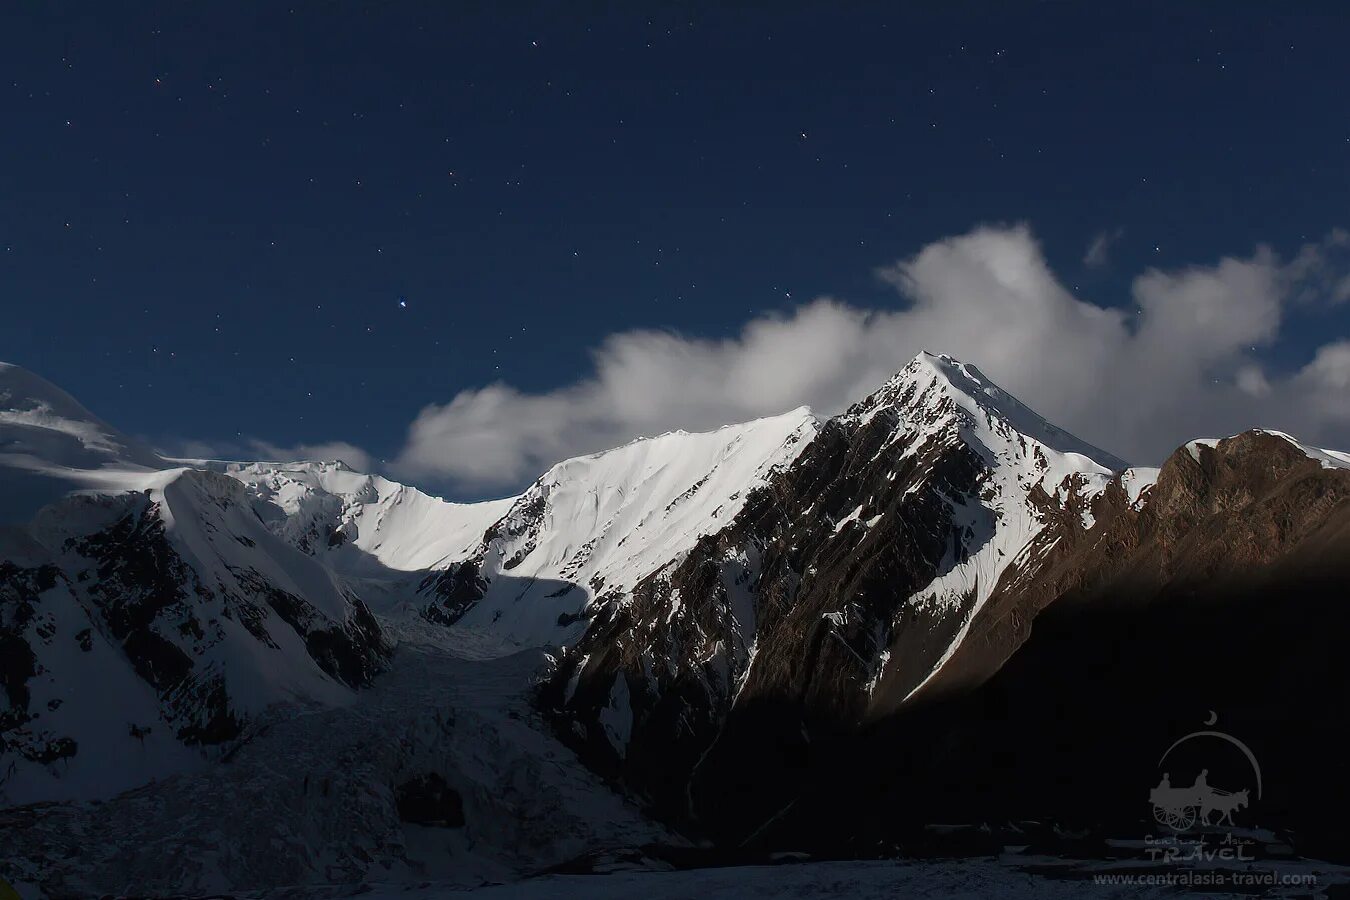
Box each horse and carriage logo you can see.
[1148,712,1262,832]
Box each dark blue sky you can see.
[3,3,1348,482]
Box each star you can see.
[398,298,408,309]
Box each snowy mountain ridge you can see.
[418,406,819,649]
[0,362,819,805]
[6,352,1350,896]
[4,351,1350,826]
[217,459,514,577]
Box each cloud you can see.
[392,223,1350,492]
[1293,340,1350,425]
[1286,229,1350,305]
[1083,227,1124,268]
[392,301,881,489]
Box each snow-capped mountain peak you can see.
[848,351,1126,473]
[834,353,1126,704]
[544,352,1136,789]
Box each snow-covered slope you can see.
[421,409,818,649]
[0,363,161,472]
[0,466,391,804]
[1,630,669,897]
[0,366,391,803]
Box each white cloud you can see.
[392,301,882,489]
[1235,365,1272,398]
[1299,340,1350,393]
[1293,341,1350,426]
[390,223,1350,491]
[1083,227,1124,268]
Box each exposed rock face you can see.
[541,353,1122,833]
[0,564,59,763]
[539,360,1350,851]
[861,430,1350,840]
[913,429,1350,707]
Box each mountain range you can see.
[3,352,1349,894]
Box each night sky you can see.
[4,4,1349,495]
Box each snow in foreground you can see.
[372,861,1104,898]
[0,624,666,898]
[356,851,1349,900]
[354,857,1222,899]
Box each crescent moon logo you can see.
[1204,710,1218,725]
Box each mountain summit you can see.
[541,352,1132,823]
[850,351,1126,470]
